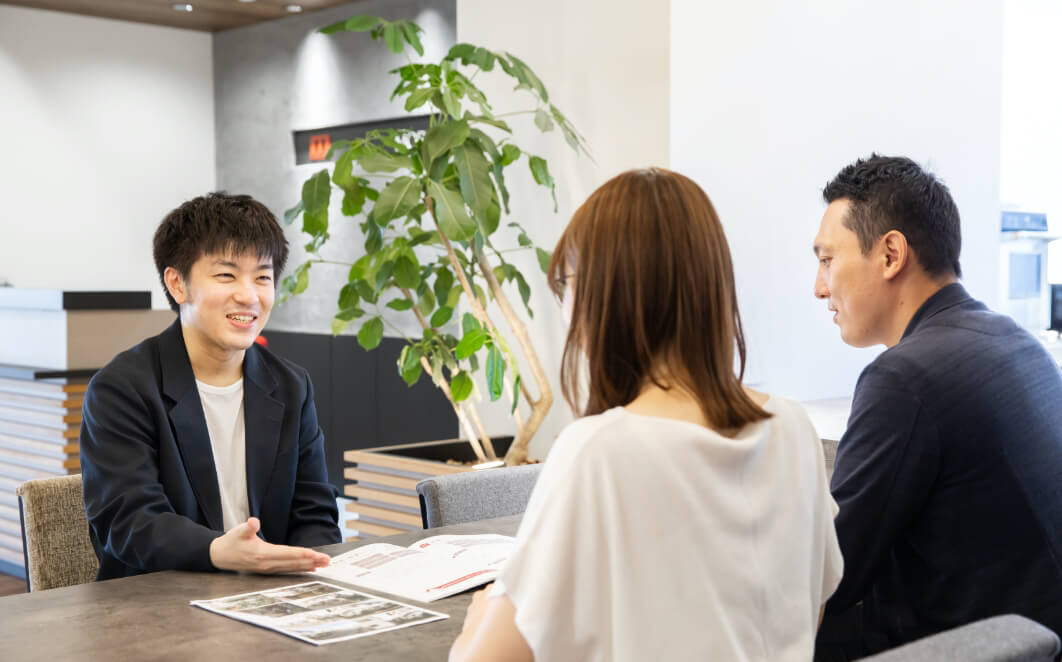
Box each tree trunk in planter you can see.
[343,436,514,540]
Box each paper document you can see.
[311,533,515,603]
[191,581,446,646]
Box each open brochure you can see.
[191,581,447,646]
[310,533,515,603]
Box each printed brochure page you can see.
[311,533,515,603]
[191,581,447,646]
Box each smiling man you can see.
[812,155,1062,660]
[80,192,340,580]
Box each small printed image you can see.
[205,593,282,612]
[373,606,439,627]
[238,602,310,618]
[329,599,394,619]
[294,592,371,610]
[263,583,343,601]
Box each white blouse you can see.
[493,396,842,661]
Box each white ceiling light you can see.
[238,0,256,3]
[285,4,303,12]
[172,3,193,11]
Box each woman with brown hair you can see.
[449,168,841,661]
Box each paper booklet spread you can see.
[191,581,447,646]
[309,533,516,603]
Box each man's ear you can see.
[880,230,909,281]
[163,267,188,306]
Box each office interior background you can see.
[0,0,1058,465]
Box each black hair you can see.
[152,192,289,312]
[823,154,962,278]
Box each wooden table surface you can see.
[0,515,522,662]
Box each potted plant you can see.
[280,13,586,530]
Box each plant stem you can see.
[493,110,537,118]
[419,357,489,462]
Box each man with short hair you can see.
[80,192,340,580]
[812,155,1062,659]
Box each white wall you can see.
[0,5,216,308]
[457,0,670,457]
[1001,0,1062,283]
[672,0,1003,401]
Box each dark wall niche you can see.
[292,114,431,165]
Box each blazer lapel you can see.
[160,321,224,531]
[242,345,284,519]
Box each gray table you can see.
[0,515,521,662]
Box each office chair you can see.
[17,474,99,591]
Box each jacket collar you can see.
[900,282,974,342]
[158,319,285,530]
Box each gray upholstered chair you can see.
[416,464,543,528]
[16,473,99,592]
[856,614,1060,662]
[822,438,839,481]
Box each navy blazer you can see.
[79,320,340,580]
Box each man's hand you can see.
[209,517,331,574]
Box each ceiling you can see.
[0,0,356,32]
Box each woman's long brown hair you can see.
[548,167,770,429]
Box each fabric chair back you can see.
[822,438,839,481]
[16,474,99,591]
[416,464,543,529]
[857,614,1060,662]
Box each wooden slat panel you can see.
[343,468,420,491]
[0,435,77,460]
[0,545,24,567]
[0,447,70,473]
[0,419,78,441]
[0,404,81,427]
[345,449,469,477]
[346,502,422,528]
[0,503,20,523]
[347,520,405,537]
[0,460,57,482]
[0,530,23,553]
[344,486,419,510]
[0,516,22,538]
[0,391,82,411]
[0,377,87,395]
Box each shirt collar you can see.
[900,282,972,341]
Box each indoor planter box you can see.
[343,436,514,539]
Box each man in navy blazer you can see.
[80,192,341,580]
[812,156,1062,659]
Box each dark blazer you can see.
[79,320,340,580]
[824,283,1062,652]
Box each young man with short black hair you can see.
[813,155,1062,659]
[80,192,340,580]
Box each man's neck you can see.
[182,327,245,386]
[883,273,958,348]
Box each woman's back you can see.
[496,396,842,661]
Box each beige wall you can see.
[456,0,670,457]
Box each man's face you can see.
[169,252,275,358]
[813,200,889,347]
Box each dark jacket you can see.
[825,283,1062,651]
[79,320,340,580]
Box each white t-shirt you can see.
[494,396,842,662]
[196,378,249,532]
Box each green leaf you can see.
[514,270,532,317]
[335,307,364,321]
[344,15,380,32]
[417,287,436,317]
[332,149,356,189]
[536,248,551,273]
[424,120,470,166]
[302,208,328,237]
[294,264,310,295]
[511,375,521,414]
[386,298,414,311]
[364,221,383,254]
[427,180,476,242]
[283,200,303,225]
[338,283,359,310]
[442,88,461,118]
[517,232,532,247]
[462,313,481,335]
[529,156,557,211]
[500,144,521,166]
[393,256,420,289]
[357,317,384,351]
[430,306,454,327]
[399,345,423,386]
[486,344,505,401]
[373,176,421,224]
[446,284,463,308]
[331,317,351,335]
[450,372,474,402]
[433,268,454,303]
[355,279,377,303]
[302,169,331,214]
[471,47,496,71]
[467,115,512,133]
[360,149,413,173]
[383,24,403,53]
[342,186,366,216]
[453,145,496,234]
[405,88,434,112]
[455,328,487,359]
[446,43,476,61]
[534,108,554,132]
[399,21,424,56]
[507,53,548,101]
[374,260,395,290]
